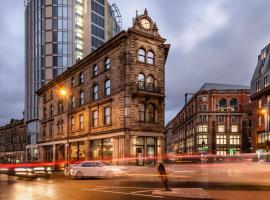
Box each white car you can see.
[66,161,127,179]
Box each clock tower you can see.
[131,8,160,37]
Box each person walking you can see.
[157,163,171,191]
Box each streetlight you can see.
[59,88,70,167]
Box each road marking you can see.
[172,170,195,173]
[83,188,164,198]
[131,189,156,194]
[126,173,190,178]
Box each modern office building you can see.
[165,83,250,156]
[250,43,270,158]
[0,119,26,164]
[24,0,121,161]
[36,10,170,166]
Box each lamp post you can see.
[59,88,70,167]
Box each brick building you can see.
[36,10,170,166]
[250,43,270,158]
[165,83,250,156]
[0,119,26,164]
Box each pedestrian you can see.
[157,163,171,191]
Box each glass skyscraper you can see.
[24,0,121,161]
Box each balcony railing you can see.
[132,83,162,95]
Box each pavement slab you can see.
[152,188,212,199]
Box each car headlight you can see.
[47,167,52,171]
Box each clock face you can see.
[141,18,151,30]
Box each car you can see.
[66,161,127,179]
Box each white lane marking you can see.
[131,189,156,194]
[92,186,160,190]
[83,188,164,198]
[172,170,195,173]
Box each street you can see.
[1,162,270,200]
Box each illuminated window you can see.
[229,135,240,145]
[197,125,208,132]
[216,135,226,145]
[218,125,225,133]
[231,125,238,133]
[71,117,75,132]
[92,110,98,127]
[79,115,84,130]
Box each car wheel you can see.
[75,171,83,179]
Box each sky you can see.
[1,0,270,125]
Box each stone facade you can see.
[250,44,270,158]
[165,83,250,156]
[0,119,26,164]
[36,10,170,166]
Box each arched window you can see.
[147,51,155,65]
[138,48,146,63]
[230,98,238,111]
[104,58,111,70]
[147,104,155,122]
[104,79,111,96]
[138,73,145,90]
[71,77,75,87]
[71,96,76,109]
[93,84,99,100]
[93,65,98,76]
[80,91,84,105]
[219,98,227,111]
[139,103,146,122]
[79,73,84,84]
[147,75,155,92]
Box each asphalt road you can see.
[1,162,270,200]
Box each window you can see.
[198,96,208,102]
[79,115,84,130]
[199,104,207,111]
[49,123,53,136]
[147,51,154,64]
[93,84,99,100]
[197,125,208,132]
[259,116,262,126]
[229,135,240,145]
[138,48,146,63]
[216,148,227,156]
[219,98,227,111]
[50,105,54,117]
[93,65,98,76]
[71,96,76,109]
[92,110,98,127]
[80,91,84,105]
[71,117,75,132]
[231,116,238,124]
[138,73,145,90]
[218,116,225,124]
[218,125,225,133]
[104,58,111,70]
[258,99,262,108]
[58,100,64,114]
[43,107,47,119]
[104,107,111,125]
[197,135,207,147]
[198,115,207,122]
[230,98,238,111]
[71,77,75,87]
[264,76,269,88]
[216,135,226,145]
[79,73,84,84]
[231,125,238,132]
[139,103,145,122]
[104,79,111,96]
[256,81,260,92]
[147,104,155,122]
[147,75,155,92]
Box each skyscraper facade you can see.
[24,0,121,161]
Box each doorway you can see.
[136,146,144,166]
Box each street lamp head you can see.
[260,108,267,114]
[59,88,68,97]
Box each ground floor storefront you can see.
[38,131,164,167]
[0,151,25,164]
